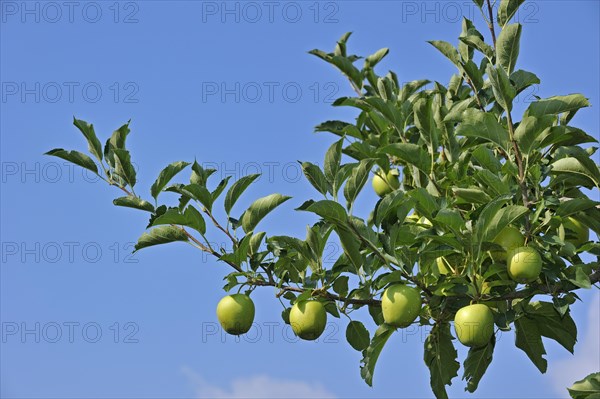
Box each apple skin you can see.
[216,294,255,335]
[454,304,494,348]
[290,300,327,340]
[507,246,542,283]
[372,170,400,197]
[491,226,525,261]
[381,285,422,328]
[564,217,589,248]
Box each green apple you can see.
[564,216,589,248]
[290,300,327,340]
[381,285,422,328]
[454,304,494,348]
[372,169,400,197]
[491,226,525,261]
[216,294,255,335]
[507,246,542,283]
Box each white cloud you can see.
[550,292,600,395]
[181,367,336,399]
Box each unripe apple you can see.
[216,294,255,335]
[290,300,327,340]
[454,304,494,348]
[491,226,524,261]
[372,169,400,197]
[564,216,589,248]
[507,246,542,283]
[381,285,422,328]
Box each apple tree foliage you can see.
[46,0,599,397]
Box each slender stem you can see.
[205,209,237,244]
[464,76,485,111]
[485,0,497,48]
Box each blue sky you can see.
[1,1,599,398]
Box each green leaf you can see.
[44,149,98,175]
[220,234,252,267]
[381,143,432,175]
[514,316,547,373]
[459,35,494,59]
[224,174,260,215]
[190,161,216,186]
[301,162,329,196]
[241,194,291,233]
[487,64,516,112]
[455,109,510,152]
[331,55,363,89]
[324,139,343,185]
[480,204,529,244]
[336,226,364,272]
[344,160,373,209]
[182,183,213,210]
[150,161,190,200]
[463,339,495,392]
[360,324,395,386]
[474,169,510,196]
[428,41,460,67]
[364,48,389,68]
[526,94,590,117]
[568,372,600,399]
[557,198,600,217]
[498,0,525,27]
[103,121,131,162]
[423,323,460,399]
[496,23,522,74]
[112,149,136,188]
[510,70,540,93]
[346,321,370,351]
[211,176,231,203]
[151,206,206,236]
[375,190,406,226]
[73,118,103,162]
[134,226,188,252]
[301,200,348,226]
[113,196,155,212]
[414,96,439,149]
[453,187,491,204]
[551,157,600,187]
[332,275,349,297]
[514,115,556,156]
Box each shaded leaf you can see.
[73,118,103,161]
[113,196,155,212]
[346,320,370,351]
[134,226,188,252]
[45,149,98,175]
[150,161,191,200]
[514,316,547,373]
[360,324,395,386]
[224,174,261,215]
[496,23,522,74]
[463,339,495,392]
[241,194,291,233]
